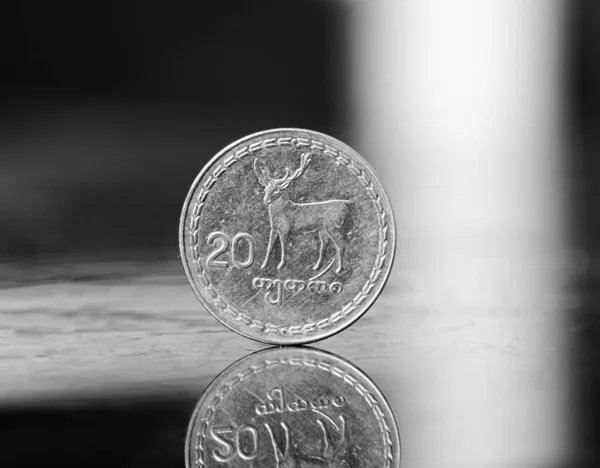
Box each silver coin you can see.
[185,346,401,468]
[179,128,396,344]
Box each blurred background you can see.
[0,0,598,467]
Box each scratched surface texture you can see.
[180,129,395,345]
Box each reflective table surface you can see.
[0,251,584,468]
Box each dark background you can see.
[0,2,347,468]
[1,1,600,467]
[572,0,600,464]
[0,0,345,258]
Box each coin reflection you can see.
[185,346,400,468]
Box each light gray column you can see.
[348,1,569,467]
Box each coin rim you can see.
[184,346,402,468]
[179,128,397,344]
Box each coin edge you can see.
[184,346,402,468]
[178,128,397,345]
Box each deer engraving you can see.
[264,416,348,468]
[254,153,351,273]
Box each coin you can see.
[179,128,396,344]
[185,346,401,468]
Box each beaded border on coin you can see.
[180,128,396,344]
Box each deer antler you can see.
[264,422,290,465]
[254,158,293,185]
[255,153,312,189]
[273,168,291,184]
[330,415,346,458]
[279,153,312,189]
[253,158,267,186]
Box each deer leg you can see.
[313,231,329,270]
[264,422,286,465]
[316,419,332,460]
[261,229,276,269]
[335,244,345,274]
[277,229,289,270]
[326,230,345,274]
[337,415,346,443]
[330,415,347,459]
[280,421,290,457]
